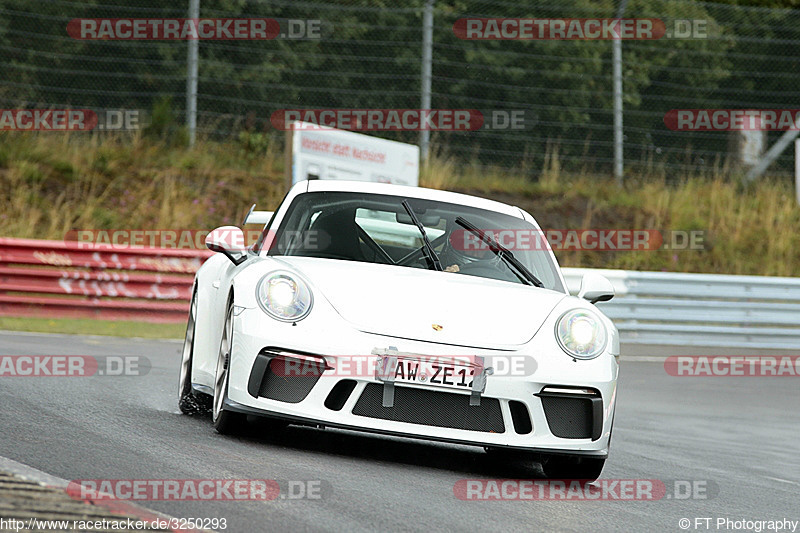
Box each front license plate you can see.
[381,356,478,391]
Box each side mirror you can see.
[578,272,614,304]
[205,226,247,265]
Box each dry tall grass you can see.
[2,132,798,276]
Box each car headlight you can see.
[555,309,607,360]
[256,271,313,322]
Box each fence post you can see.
[420,0,434,162]
[744,123,800,184]
[795,139,800,204]
[186,0,199,147]
[613,0,628,185]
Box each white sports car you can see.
[179,179,619,480]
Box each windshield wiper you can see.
[402,199,443,271]
[454,216,545,288]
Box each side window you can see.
[355,209,420,251]
[283,209,322,254]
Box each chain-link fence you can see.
[2,0,799,181]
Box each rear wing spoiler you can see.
[242,204,274,225]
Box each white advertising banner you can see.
[290,121,419,187]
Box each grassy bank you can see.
[1,131,799,277]
[0,316,185,338]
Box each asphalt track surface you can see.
[1,331,798,533]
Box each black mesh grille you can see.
[258,358,323,403]
[540,396,593,439]
[352,383,505,433]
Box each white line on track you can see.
[764,476,799,485]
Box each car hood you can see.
[275,256,567,349]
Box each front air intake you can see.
[537,387,602,440]
[248,348,327,403]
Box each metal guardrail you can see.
[562,268,800,349]
[0,238,210,323]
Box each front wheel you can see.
[212,301,246,434]
[178,290,209,415]
[540,455,606,481]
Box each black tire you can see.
[540,455,606,481]
[212,301,247,434]
[178,290,210,415]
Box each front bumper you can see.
[226,307,618,456]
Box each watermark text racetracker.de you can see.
[0,355,149,377]
[66,479,331,501]
[453,18,711,40]
[271,108,537,132]
[665,109,800,131]
[66,229,235,249]
[665,356,800,377]
[65,228,284,251]
[449,228,706,252]
[269,354,537,379]
[67,18,326,40]
[454,479,717,501]
[0,109,144,131]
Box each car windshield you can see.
[265,191,564,291]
